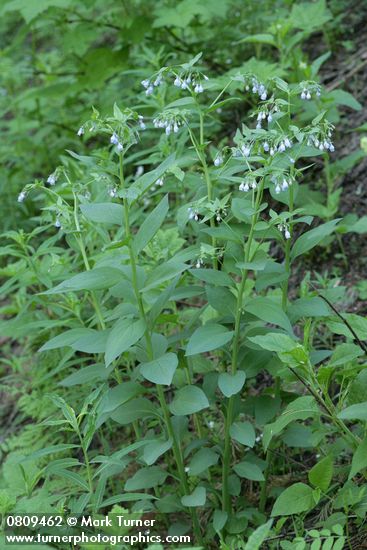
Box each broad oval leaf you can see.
[80,203,123,225]
[233,461,265,481]
[230,421,256,447]
[181,486,206,507]
[140,353,178,386]
[170,385,209,416]
[218,371,246,397]
[125,466,167,490]
[271,483,314,516]
[186,323,234,356]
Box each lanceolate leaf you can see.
[308,455,333,492]
[290,219,341,261]
[349,437,367,480]
[263,396,320,451]
[133,195,169,254]
[338,402,367,421]
[245,297,293,334]
[43,267,124,294]
[105,318,146,366]
[244,520,273,550]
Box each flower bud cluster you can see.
[244,77,268,100]
[141,72,164,96]
[215,207,227,222]
[255,105,278,129]
[173,71,208,94]
[110,132,124,152]
[306,133,335,152]
[153,111,184,135]
[239,176,258,192]
[151,177,164,191]
[278,222,291,239]
[299,81,321,100]
[47,172,58,186]
[188,207,200,221]
[271,174,294,194]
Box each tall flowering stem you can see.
[222,177,265,513]
[118,153,203,544]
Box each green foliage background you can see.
[1,1,367,549]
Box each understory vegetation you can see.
[1,1,367,548]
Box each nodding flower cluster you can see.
[17,191,26,203]
[141,72,164,96]
[188,207,200,221]
[173,71,208,94]
[271,174,294,194]
[108,186,118,198]
[195,257,204,269]
[153,112,183,135]
[142,69,208,96]
[263,135,293,157]
[77,126,84,137]
[307,133,335,152]
[255,105,278,129]
[239,176,258,192]
[244,77,268,101]
[55,216,62,229]
[300,82,321,100]
[110,132,124,152]
[278,222,291,240]
[151,177,164,191]
[215,207,227,222]
[138,115,146,130]
[214,153,223,166]
[47,173,58,186]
